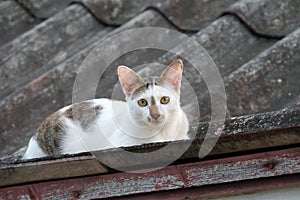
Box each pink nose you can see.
[151,113,161,120]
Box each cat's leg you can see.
[23,137,47,159]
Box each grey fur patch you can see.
[36,102,102,156]
[64,102,102,128]
[131,84,148,99]
[36,112,64,156]
[149,96,159,118]
[131,79,160,99]
[151,96,156,105]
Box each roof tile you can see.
[224,27,300,116]
[76,0,238,30]
[17,0,72,19]
[0,4,107,99]
[0,1,38,46]
[160,0,238,31]
[226,0,300,37]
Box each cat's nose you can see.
[150,113,161,120]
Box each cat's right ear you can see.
[118,66,145,98]
[159,60,183,93]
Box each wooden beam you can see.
[0,155,108,187]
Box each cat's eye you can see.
[160,96,170,104]
[138,99,148,107]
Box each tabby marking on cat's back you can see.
[36,113,64,155]
[64,102,102,128]
[36,102,102,155]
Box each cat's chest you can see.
[107,128,166,147]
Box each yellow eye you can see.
[138,99,148,107]
[160,96,170,104]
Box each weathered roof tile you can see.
[0,4,107,99]
[160,0,238,31]
[226,0,300,37]
[76,0,238,30]
[0,1,38,46]
[224,27,300,116]
[17,0,72,19]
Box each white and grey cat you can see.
[23,60,189,159]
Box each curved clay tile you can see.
[75,0,237,30]
[17,0,72,19]
[224,28,300,116]
[0,4,105,100]
[0,1,38,46]
[226,0,300,37]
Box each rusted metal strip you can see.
[1,147,300,199]
[109,174,300,200]
[180,147,300,187]
[0,166,184,199]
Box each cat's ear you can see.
[118,66,145,97]
[159,60,183,93]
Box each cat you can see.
[23,60,189,159]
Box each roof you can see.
[0,0,300,198]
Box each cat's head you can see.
[118,60,183,127]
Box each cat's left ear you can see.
[159,59,183,93]
[118,66,145,98]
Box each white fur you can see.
[23,137,47,159]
